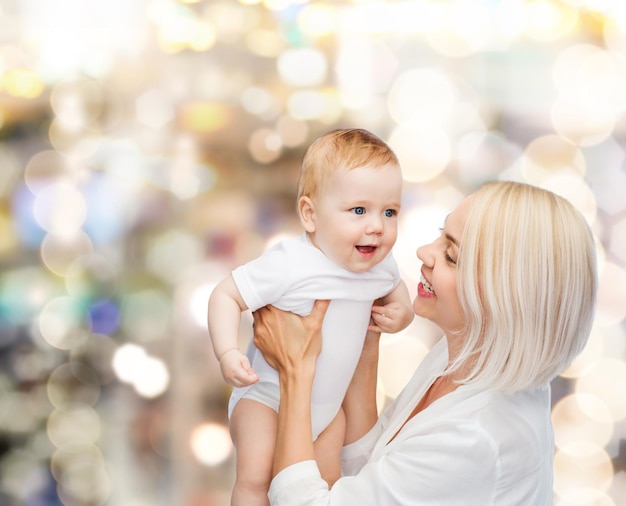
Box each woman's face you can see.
[413,195,472,338]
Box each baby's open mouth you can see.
[356,245,377,254]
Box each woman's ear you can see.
[298,196,316,233]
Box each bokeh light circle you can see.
[387,68,457,125]
[379,329,429,399]
[277,48,327,87]
[521,135,586,184]
[38,296,88,351]
[47,404,101,449]
[388,121,451,183]
[47,362,101,408]
[40,231,94,277]
[33,182,87,237]
[595,261,626,326]
[575,358,626,421]
[539,172,597,225]
[190,422,234,466]
[553,442,613,501]
[552,393,613,450]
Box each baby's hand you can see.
[369,301,414,334]
[219,349,259,387]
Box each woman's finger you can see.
[307,299,330,326]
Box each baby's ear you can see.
[298,196,317,233]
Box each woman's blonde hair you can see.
[297,128,399,200]
[450,181,598,393]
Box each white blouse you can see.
[268,337,555,505]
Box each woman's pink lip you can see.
[418,269,435,298]
[417,282,436,298]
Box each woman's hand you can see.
[253,300,331,477]
[253,300,330,375]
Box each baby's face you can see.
[308,163,402,273]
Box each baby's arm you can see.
[207,274,259,387]
[369,280,414,334]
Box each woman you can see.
[252,181,598,505]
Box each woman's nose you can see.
[416,243,432,264]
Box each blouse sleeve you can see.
[268,420,499,506]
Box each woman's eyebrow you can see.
[445,231,459,247]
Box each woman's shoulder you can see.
[461,387,554,471]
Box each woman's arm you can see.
[252,299,330,476]
[342,328,381,445]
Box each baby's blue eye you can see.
[352,207,365,215]
[384,209,396,218]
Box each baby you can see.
[208,128,414,505]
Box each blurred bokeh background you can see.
[0,0,625,504]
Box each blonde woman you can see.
[253,181,598,505]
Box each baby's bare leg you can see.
[313,407,346,488]
[229,399,277,506]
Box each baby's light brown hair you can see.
[297,129,399,201]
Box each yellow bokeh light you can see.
[187,20,217,51]
[576,358,626,421]
[24,150,73,194]
[287,89,325,120]
[387,68,457,125]
[276,115,309,148]
[552,393,613,449]
[524,0,579,41]
[0,211,19,255]
[298,2,337,37]
[179,102,231,133]
[595,261,626,326]
[555,488,616,506]
[388,121,451,183]
[554,442,614,500]
[379,330,429,399]
[551,89,616,146]
[426,2,490,57]
[47,404,101,449]
[277,48,328,87]
[263,0,295,10]
[521,134,586,184]
[539,172,597,225]
[560,326,603,379]
[246,29,286,57]
[248,127,283,164]
[2,68,45,98]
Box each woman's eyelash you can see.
[438,228,457,264]
[444,251,457,265]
